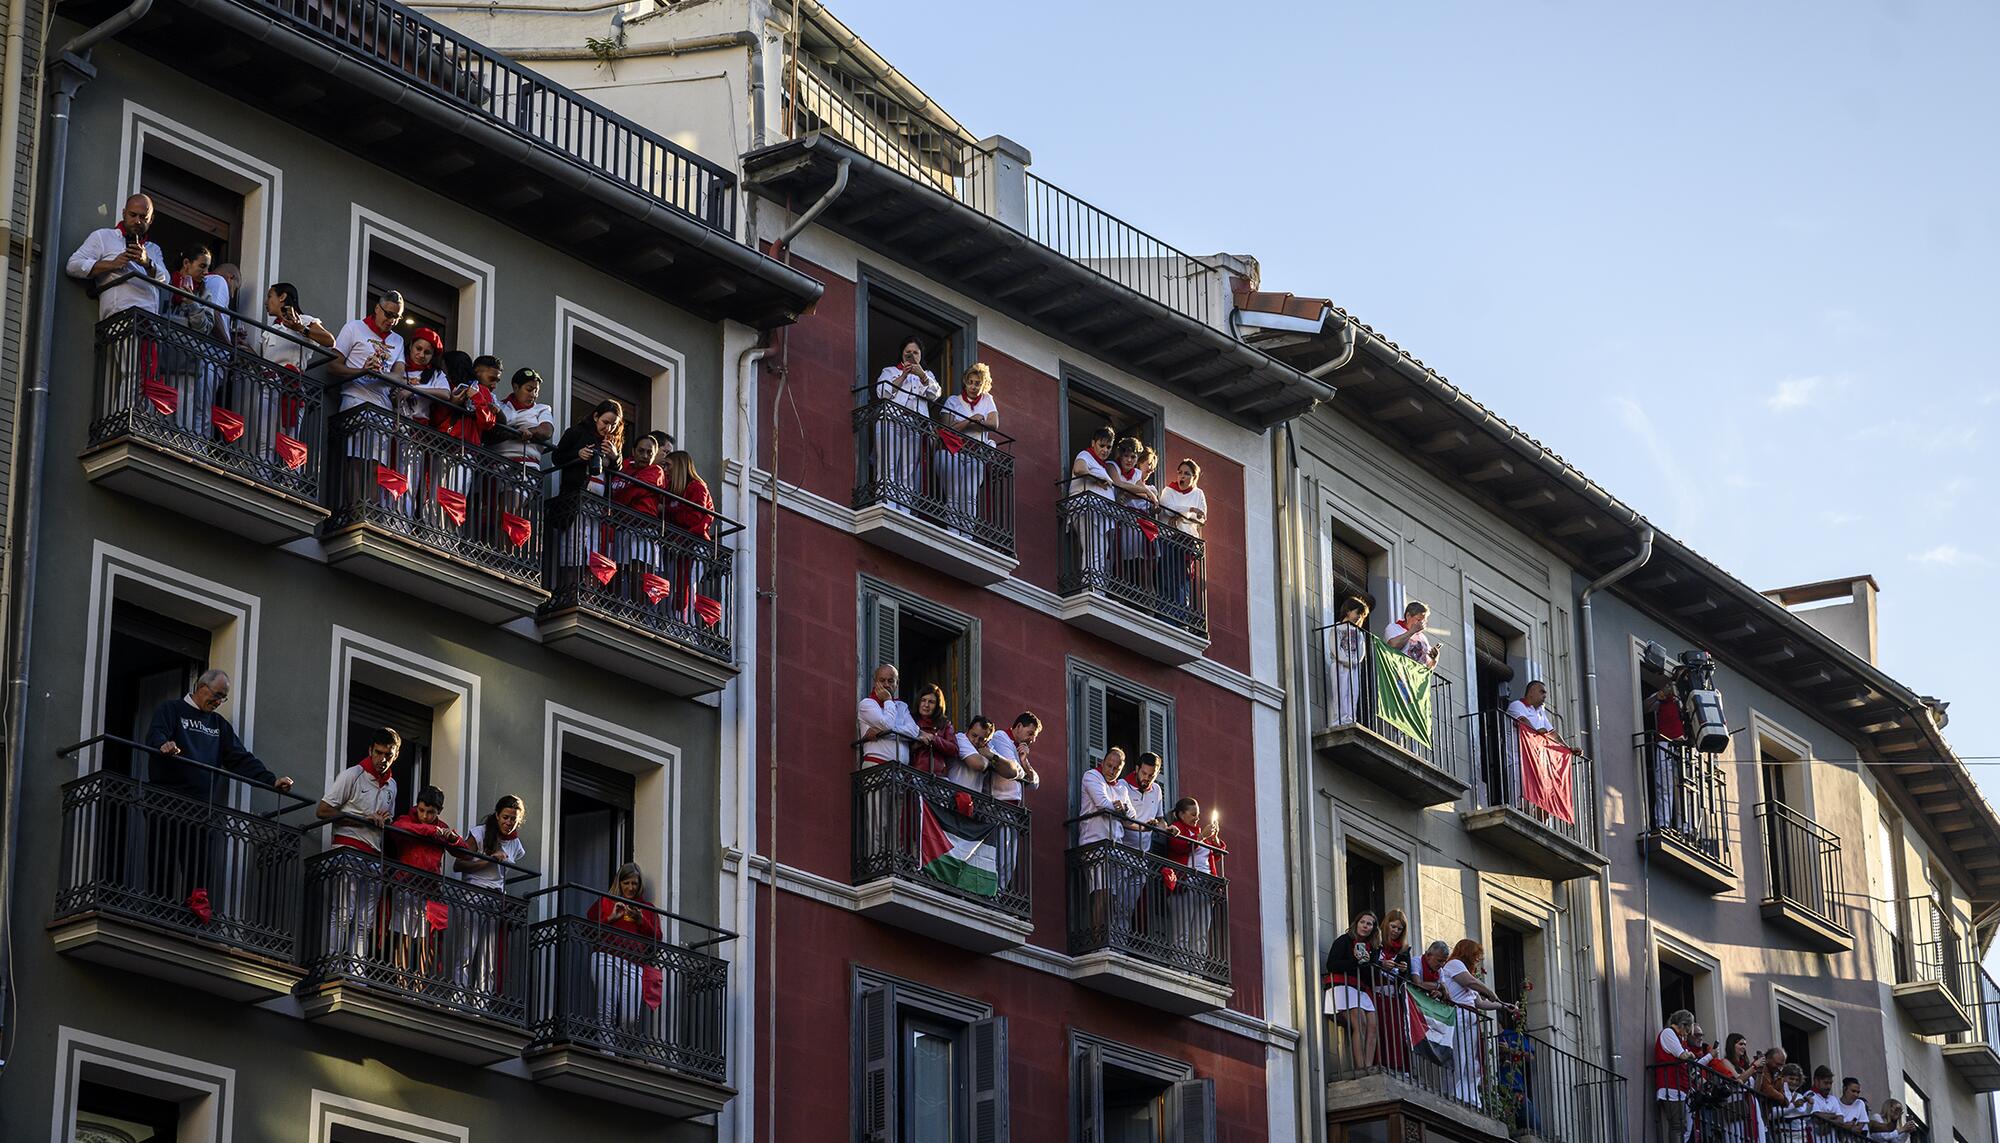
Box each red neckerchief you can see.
[508,393,536,410]
[364,314,391,339]
[118,223,146,243]
[1131,775,1154,793]
[358,755,392,786]
[1174,479,1194,493]
[621,460,665,488]
[1171,819,1199,840]
[1380,937,1406,960]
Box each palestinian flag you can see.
[1370,634,1434,748]
[1409,985,1456,1065]
[918,798,998,897]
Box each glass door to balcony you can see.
[343,684,432,819]
[570,345,653,444]
[559,755,634,892]
[102,601,209,779]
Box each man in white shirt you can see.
[1385,601,1441,666]
[1500,679,1560,808]
[1069,426,1118,577]
[871,336,941,510]
[66,193,168,319]
[315,727,402,959]
[950,717,997,790]
[1078,746,1131,929]
[1654,1010,1712,1143]
[330,291,407,413]
[1806,1068,1845,1143]
[1115,753,1168,853]
[965,712,1040,891]
[856,664,921,766]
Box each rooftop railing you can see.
[1756,800,1845,932]
[1469,709,1599,850]
[782,49,1215,324]
[259,0,736,234]
[1636,732,1731,870]
[1315,621,1466,779]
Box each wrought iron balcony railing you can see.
[54,766,306,963]
[1755,799,1845,932]
[1469,709,1599,849]
[852,396,1017,556]
[1897,894,1972,1005]
[301,846,532,1022]
[525,884,732,1084]
[851,757,1031,922]
[1636,733,1731,870]
[325,398,543,583]
[542,469,739,663]
[1064,823,1228,986]
[88,297,328,501]
[1646,1060,1896,1143]
[1315,621,1466,778]
[259,0,736,234]
[1056,490,1207,636]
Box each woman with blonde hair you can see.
[933,362,1000,537]
[588,861,663,1032]
[1375,908,1416,1068]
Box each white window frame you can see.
[347,204,495,354]
[1318,488,1402,630]
[541,701,684,915]
[1480,877,1560,1024]
[117,100,283,317]
[1652,923,1727,1036]
[323,626,481,828]
[1460,581,1545,717]
[1770,986,1841,1080]
[308,1090,468,1143]
[76,543,261,793]
[51,1026,236,1143]
[551,296,687,446]
[1323,797,1421,954]
[1749,709,1816,814]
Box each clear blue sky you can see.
[840,0,2000,792]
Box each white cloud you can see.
[1765,375,1832,412]
[1910,545,1987,568]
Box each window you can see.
[559,754,635,891]
[366,250,457,348]
[1334,1120,1392,1143]
[1327,533,1373,614]
[854,970,1007,1143]
[859,272,974,404]
[570,345,653,442]
[1900,1077,1927,1126]
[1472,619,1517,715]
[1071,1033,1214,1143]
[1491,918,1528,1005]
[101,601,210,778]
[553,298,685,450]
[861,580,980,730]
[326,628,477,828]
[141,156,243,273]
[344,682,433,820]
[75,1079,183,1143]
[1659,960,1696,1023]
[1062,369,1161,474]
[1068,663,1171,816]
[1345,850,1386,927]
[55,1028,235,1143]
[1776,1003,1830,1078]
[122,103,283,303]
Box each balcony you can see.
[1464,711,1607,882]
[1055,491,1208,665]
[536,478,739,697]
[523,885,734,1117]
[1064,832,1230,1015]
[50,748,310,1001]
[1647,1060,1872,1143]
[850,398,1018,586]
[1942,970,2000,1092]
[1754,800,1852,953]
[79,301,329,544]
[850,762,1031,953]
[64,0,822,327]
[321,399,547,623]
[742,44,1331,429]
[296,846,532,1063]
[1634,734,1735,892]
[1326,966,1624,1143]
[1892,897,1973,1035]
[1313,625,1468,809]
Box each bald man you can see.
[68,193,169,318]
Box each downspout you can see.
[728,341,767,1143]
[775,154,847,248]
[1274,421,1327,1140]
[1580,522,1653,1089]
[0,0,156,1070]
[1307,316,1355,378]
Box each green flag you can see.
[1370,634,1434,748]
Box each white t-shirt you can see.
[1441,959,1480,1008]
[66,227,168,318]
[1836,1099,1869,1126]
[1158,483,1207,536]
[492,396,556,463]
[1078,768,1127,844]
[1115,776,1166,848]
[259,313,322,372]
[1070,450,1115,501]
[333,319,405,411]
[948,732,989,791]
[322,763,398,852]
[200,273,234,346]
[875,364,940,414]
[1507,700,1555,733]
[459,823,526,889]
[985,730,1036,802]
[856,694,920,764]
[938,392,998,442]
[1387,617,1435,663]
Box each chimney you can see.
[1762,575,1881,666]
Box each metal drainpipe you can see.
[775,155,847,248]
[729,342,766,1143]
[0,0,155,1070]
[1580,522,1653,1082]
[1307,317,1355,378]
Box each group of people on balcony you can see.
[1067,425,1208,622]
[1654,1011,1921,1143]
[69,194,722,628]
[871,338,1003,539]
[1078,744,1228,965]
[1323,909,1526,1109]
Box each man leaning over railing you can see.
[68,192,168,320]
[316,726,403,962]
[1502,680,1559,808]
[327,290,410,509]
[1655,1009,1715,1143]
[1077,747,1132,932]
[955,712,1041,890]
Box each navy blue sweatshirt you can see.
[144,698,275,803]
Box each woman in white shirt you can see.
[1157,457,1208,619]
[1329,595,1371,727]
[1069,426,1118,578]
[932,362,998,536]
[1441,939,1520,1106]
[255,282,334,461]
[453,794,525,1001]
[871,336,941,507]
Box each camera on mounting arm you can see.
[1641,643,1731,755]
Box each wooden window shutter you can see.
[968,1015,1009,1143]
[855,980,898,1143]
[1329,535,1370,612]
[1074,1043,1104,1143]
[863,592,900,680]
[1168,1077,1216,1143]
[1143,699,1171,791]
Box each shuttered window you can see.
[1069,667,1173,820]
[855,973,1009,1143]
[1474,623,1513,680]
[859,583,978,729]
[1072,1034,1214,1143]
[1328,534,1371,614]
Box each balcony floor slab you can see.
[82,438,327,544]
[322,524,547,624]
[298,978,531,1064]
[523,1043,734,1117]
[1325,1071,1510,1141]
[853,875,1032,954]
[536,607,736,697]
[51,911,303,1002]
[1760,899,1856,955]
[1055,592,1208,666]
[1460,807,1606,881]
[1640,832,1739,894]
[1891,981,1973,1037]
[1314,725,1468,809]
[1067,949,1230,1016]
[852,503,1018,587]
[1941,1042,2000,1092]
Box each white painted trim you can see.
[540,701,684,917]
[308,1090,469,1143]
[1320,483,1405,625]
[1459,578,1545,715]
[117,99,283,317]
[77,543,261,784]
[52,1026,236,1143]
[551,295,687,446]
[1748,707,1818,813]
[1479,875,1564,1025]
[323,625,482,828]
[1327,798,1423,949]
[346,203,497,354]
[1651,921,1727,1038]
[1769,985,1841,1081]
